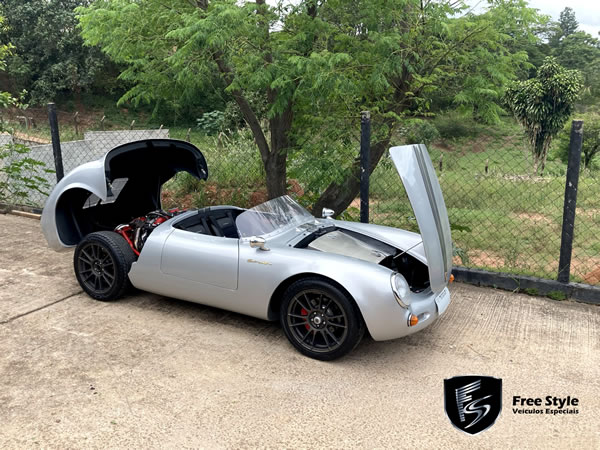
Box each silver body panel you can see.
[128,212,449,341]
[41,141,453,342]
[41,159,108,251]
[390,145,453,293]
[160,228,240,290]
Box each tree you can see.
[78,0,543,213]
[0,15,52,206]
[580,118,600,169]
[553,31,600,104]
[559,7,578,38]
[0,14,14,108]
[555,113,600,170]
[504,57,583,174]
[0,0,112,105]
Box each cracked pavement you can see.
[0,213,599,449]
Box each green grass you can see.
[370,117,600,284]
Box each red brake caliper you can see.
[300,308,310,330]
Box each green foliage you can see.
[558,7,578,38]
[0,15,16,108]
[163,129,264,208]
[552,113,600,170]
[433,112,483,140]
[0,141,53,205]
[0,24,54,206]
[446,0,542,124]
[0,1,115,104]
[452,244,470,265]
[196,111,225,135]
[504,57,583,173]
[553,32,600,105]
[546,290,567,301]
[522,287,539,296]
[77,0,543,203]
[400,120,440,146]
[0,15,11,68]
[535,8,600,107]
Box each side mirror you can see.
[249,236,269,251]
[322,208,334,219]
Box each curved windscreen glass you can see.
[236,195,314,238]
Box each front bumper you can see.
[369,286,451,341]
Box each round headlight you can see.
[391,272,411,308]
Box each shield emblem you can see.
[444,376,502,435]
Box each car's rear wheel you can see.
[280,278,365,361]
[74,231,136,301]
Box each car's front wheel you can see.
[74,231,136,301]
[280,278,365,361]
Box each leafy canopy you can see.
[0,14,15,108]
[78,0,541,124]
[0,14,53,206]
[504,56,583,173]
[554,113,600,170]
[0,0,111,104]
[78,0,544,207]
[558,7,578,38]
[553,31,600,105]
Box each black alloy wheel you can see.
[280,278,365,361]
[74,231,136,301]
[77,242,116,294]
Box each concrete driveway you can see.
[0,213,598,449]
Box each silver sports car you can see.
[41,139,452,360]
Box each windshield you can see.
[236,195,314,238]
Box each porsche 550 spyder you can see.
[41,139,452,360]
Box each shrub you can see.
[551,113,600,170]
[433,112,482,140]
[400,120,440,146]
[0,141,53,205]
[196,110,225,135]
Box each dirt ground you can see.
[0,213,599,449]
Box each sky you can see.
[528,1,600,36]
[270,1,600,37]
[471,0,600,37]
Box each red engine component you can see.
[115,208,187,256]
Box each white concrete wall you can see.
[5,130,170,208]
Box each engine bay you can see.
[115,208,187,256]
[114,206,244,256]
[297,228,430,293]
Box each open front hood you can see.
[389,144,453,293]
[41,139,207,250]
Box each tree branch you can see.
[212,53,271,163]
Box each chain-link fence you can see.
[1,106,597,288]
[370,123,600,287]
[0,117,170,209]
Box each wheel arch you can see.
[54,185,99,246]
[267,272,366,325]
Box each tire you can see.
[73,231,137,301]
[280,278,365,361]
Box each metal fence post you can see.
[47,103,64,182]
[557,120,584,283]
[360,111,371,223]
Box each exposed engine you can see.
[115,209,187,256]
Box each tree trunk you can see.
[264,149,287,199]
[312,131,393,217]
[264,96,293,199]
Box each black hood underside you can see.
[55,139,208,245]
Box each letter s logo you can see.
[463,396,492,429]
